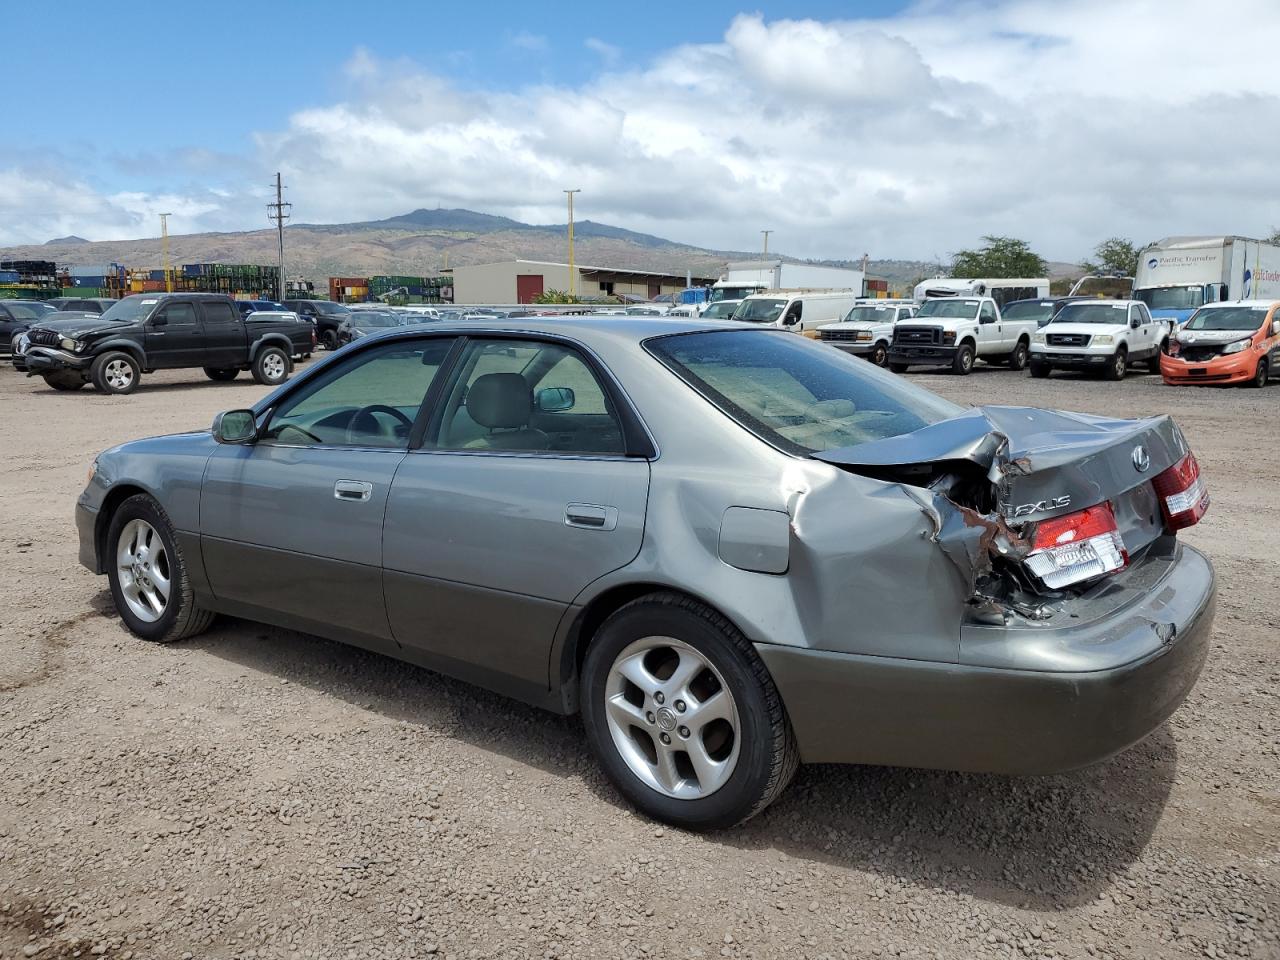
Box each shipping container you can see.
[0,270,18,283]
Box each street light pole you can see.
[564,189,581,297]
[761,230,772,257]
[159,213,172,292]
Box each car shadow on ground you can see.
[179,614,1176,912]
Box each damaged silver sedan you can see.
[75,318,1215,830]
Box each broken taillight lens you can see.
[1025,502,1127,589]
[1152,451,1208,530]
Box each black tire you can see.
[580,592,799,831]
[203,367,240,382]
[251,346,291,386]
[888,362,909,373]
[951,342,975,375]
[319,329,338,351]
[1103,347,1127,381]
[90,351,141,395]
[1250,357,1269,388]
[42,371,87,391]
[1029,360,1051,379]
[869,342,888,367]
[105,494,214,643]
[1007,339,1029,371]
[1148,341,1167,374]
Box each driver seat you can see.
[463,373,549,451]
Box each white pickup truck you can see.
[816,301,917,366]
[1029,300,1174,380]
[887,297,1036,375]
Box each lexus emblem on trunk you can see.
[1132,445,1151,473]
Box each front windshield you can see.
[701,301,738,319]
[95,296,160,324]
[732,298,786,323]
[647,329,961,455]
[314,301,352,316]
[1135,287,1203,310]
[1183,306,1268,331]
[1052,303,1132,325]
[710,286,761,303]
[916,299,979,320]
[353,312,404,328]
[6,302,57,321]
[841,306,896,324]
[1001,301,1056,324]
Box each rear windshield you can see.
[1052,303,1131,324]
[1183,306,1269,331]
[647,330,960,455]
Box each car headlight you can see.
[942,330,956,344]
[1093,334,1114,345]
[1222,338,1249,354]
[854,331,873,342]
[1031,332,1046,344]
[60,338,76,350]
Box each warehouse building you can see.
[450,260,718,304]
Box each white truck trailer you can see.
[709,260,865,303]
[1133,236,1280,325]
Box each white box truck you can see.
[1134,236,1280,325]
[710,260,865,302]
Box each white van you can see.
[731,290,861,334]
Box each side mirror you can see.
[212,409,258,444]
[782,314,799,326]
[535,386,575,412]
[1271,319,1280,336]
[151,315,168,327]
[1129,317,1140,329]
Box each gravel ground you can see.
[1,360,1276,960]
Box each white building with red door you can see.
[449,259,717,304]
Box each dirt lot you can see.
[1,360,1276,960]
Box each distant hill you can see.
[0,207,1081,289]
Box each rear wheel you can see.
[951,342,975,375]
[105,494,214,643]
[251,346,290,386]
[1029,360,1051,379]
[1250,357,1269,388]
[1103,347,1127,381]
[203,367,240,382]
[870,342,888,367]
[1007,339,1029,371]
[42,371,86,391]
[581,593,798,831]
[319,329,338,351]
[91,351,141,395]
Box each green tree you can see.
[1080,237,1139,275]
[950,236,1047,278]
[1267,227,1280,245]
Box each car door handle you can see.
[565,503,618,531]
[334,479,373,502]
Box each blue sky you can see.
[4,1,1278,260]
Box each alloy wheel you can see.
[116,519,170,623]
[105,359,134,390]
[603,636,741,800]
[264,353,286,381]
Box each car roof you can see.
[357,314,748,347]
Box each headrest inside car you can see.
[466,372,533,429]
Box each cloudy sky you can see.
[5,0,1279,262]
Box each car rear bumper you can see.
[1160,351,1256,385]
[887,344,957,366]
[758,544,1214,774]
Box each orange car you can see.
[1161,300,1280,387]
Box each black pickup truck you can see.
[14,293,315,395]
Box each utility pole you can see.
[564,189,581,296]
[761,230,772,257]
[266,172,291,302]
[159,213,173,292]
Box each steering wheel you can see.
[345,404,414,444]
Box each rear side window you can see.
[647,330,960,455]
[203,302,238,326]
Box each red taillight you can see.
[1026,502,1127,589]
[1152,452,1208,530]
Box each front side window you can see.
[156,302,196,326]
[434,338,625,455]
[979,302,997,322]
[648,330,960,455]
[262,338,454,447]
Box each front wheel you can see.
[203,367,240,382]
[251,346,291,386]
[42,371,86,391]
[581,593,798,831]
[105,494,214,643]
[1007,339,1029,371]
[1029,360,1051,379]
[951,343,975,375]
[1250,358,1269,388]
[91,351,141,395]
[319,329,338,351]
[1104,348,1127,381]
[888,362,909,373]
[869,342,888,367]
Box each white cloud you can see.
[585,37,620,64]
[4,2,1280,260]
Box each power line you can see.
[267,173,291,302]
